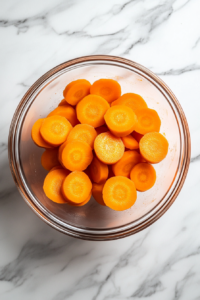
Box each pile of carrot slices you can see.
[31,78,169,211]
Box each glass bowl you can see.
[8,55,191,241]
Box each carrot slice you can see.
[40,116,72,146]
[122,135,139,150]
[50,165,68,173]
[130,163,156,191]
[62,171,92,204]
[92,183,106,206]
[112,150,141,178]
[89,156,108,183]
[90,79,121,103]
[104,105,137,137]
[47,105,78,127]
[63,79,91,106]
[76,95,110,128]
[60,141,93,171]
[63,81,76,98]
[95,125,108,135]
[139,132,169,163]
[41,148,60,171]
[43,169,69,204]
[135,108,161,135]
[132,131,144,143]
[64,192,92,206]
[58,99,67,106]
[103,176,137,211]
[94,132,124,164]
[67,124,97,149]
[31,119,53,148]
[111,93,147,112]
[58,140,68,166]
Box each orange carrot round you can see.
[63,79,91,106]
[66,192,92,206]
[40,116,72,146]
[130,163,156,191]
[135,108,161,135]
[92,183,106,206]
[67,124,97,149]
[122,135,139,150]
[112,150,141,178]
[31,119,53,148]
[41,148,60,171]
[95,125,108,135]
[89,156,108,184]
[94,132,124,164]
[50,165,68,173]
[139,132,169,163]
[76,95,110,128]
[58,99,67,106]
[103,176,137,211]
[62,171,92,204]
[111,93,147,112]
[90,79,121,103]
[47,105,79,127]
[132,131,144,143]
[43,169,69,203]
[58,140,68,165]
[104,105,137,137]
[60,141,93,171]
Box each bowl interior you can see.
[19,62,181,231]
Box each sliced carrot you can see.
[63,79,91,106]
[92,183,106,206]
[65,192,92,207]
[58,99,67,106]
[67,124,97,149]
[122,135,139,150]
[90,79,121,103]
[130,163,156,191]
[89,156,108,184]
[104,105,137,137]
[112,150,141,178]
[58,140,68,165]
[76,95,110,128]
[50,165,67,173]
[135,108,161,135]
[41,148,60,171]
[40,116,72,146]
[95,125,108,135]
[94,132,124,164]
[62,171,92,204]
[60,141,93,171]
[47,105,78,127]
[31,119,53,148]
[64,192,92,206]
[132,131,144,143]
[139,132,169,163]
[111,93,147,112]
[63,81,76,98]
[103,176,137,211]
[43,169,69,204]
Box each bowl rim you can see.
[8,55,191,241]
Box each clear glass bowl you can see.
[8,55,191,241]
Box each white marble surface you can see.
[0,0,200,299]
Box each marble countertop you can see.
[0,0,200,299]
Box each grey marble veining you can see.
[0,0,200,299]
